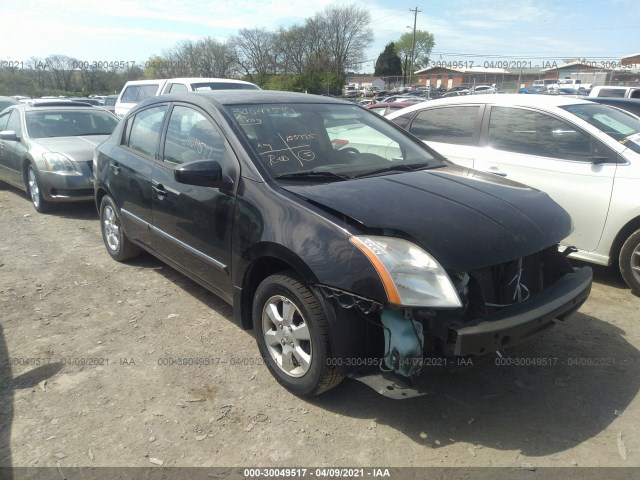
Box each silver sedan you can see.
[0,101,119,212]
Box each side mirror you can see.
[174,160,233,190]
[0,130,19,141]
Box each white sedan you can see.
[387,94,640,295]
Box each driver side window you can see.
[163,106,226,165]
[7,111,22,136]
[0,111,11,131]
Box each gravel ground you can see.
[0,183,639,475]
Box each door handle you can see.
[488,166,507,177]
[152,184,167,199]
[110,162,121,174]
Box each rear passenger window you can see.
[126,105,168,157]
[409,106,479,146]
[488,106,591,161]
[121,84,161,103]
[163,106,226,165]
[167,83,188,93]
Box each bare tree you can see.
[152,38,241,79]
[192,38,240,78]
[312,4,373,82]
[46,55,78,91]
[231,28,277,84]
[26,57,49,90]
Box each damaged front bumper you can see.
[452,266,592,356]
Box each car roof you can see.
[366,102,409,108]
[14,103,108,111]
[135,90,350,111]
[386,93,594,118]
[168,78,257,84]
[122,79,167,86]
[586,97,640,115]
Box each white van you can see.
[160,77,260,94]
[553,78,592,90]
[114,77,261,116]
[532,79,557,88]
[114,79,167,117]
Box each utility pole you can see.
[408,6,421,88]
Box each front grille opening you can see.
[459,245,573,321]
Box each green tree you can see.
[395,30,435,74]
[374,42,402,76]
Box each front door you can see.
[151,104,237,302]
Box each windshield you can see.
[26,110,119,138]
[227,102,444,180]
[561,103,640,153]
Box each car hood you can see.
[281,166,572,271]
[32,135,110,162]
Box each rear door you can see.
[150,103,238,302]
[474,105,616,252]
[109,104,168,247]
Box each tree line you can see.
[0,3,434,97]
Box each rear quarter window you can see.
[596,88,626,98]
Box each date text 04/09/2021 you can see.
[243,468,391,477]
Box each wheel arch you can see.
[95,184,110,213]
[235,244,367,370]
[610,216,640,267]
[20,155,35,185]
[236,243,319,331]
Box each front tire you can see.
[619,229,640,296]
[99,195,141,261]
[253,272,343,396]
[26,165,53,213]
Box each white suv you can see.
[388,94,640,294]
[114,77,260,116]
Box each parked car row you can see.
[0,88,610,399]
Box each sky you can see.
[1,0,639,72]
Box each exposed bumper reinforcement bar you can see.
[453,267,593,356]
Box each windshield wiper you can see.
[275,170,350,181]
[352,162,439,178]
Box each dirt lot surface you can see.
[1,183,639,474]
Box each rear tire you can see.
[619,229,640,297]
[253,271,343,396]
[99,195,141,261]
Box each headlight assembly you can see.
[351,235,462,308]
[42,152,77,173]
